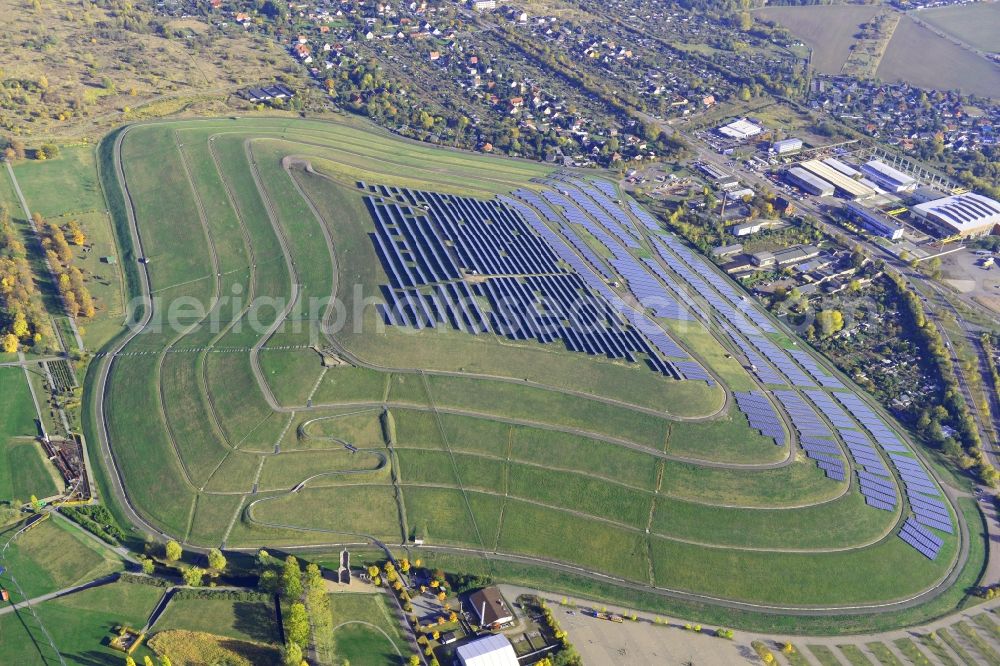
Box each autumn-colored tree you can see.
[66,220,85,246]
[182,567,204,587]
[285,602,310,647]
[164,539,182,562]
[282,555,303,600]
[207,548,227,571]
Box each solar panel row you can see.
[832,391,954,546]
[789,350,845,388]
[733,391,786,446]
[503,193,710,382]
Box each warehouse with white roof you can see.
[860,160,917,193]
[785,166,834,197]
[455,634,519,666]
[718,118,763,140]
[911,193,1000,238]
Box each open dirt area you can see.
[554,605,754,665]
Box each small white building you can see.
[772,138,803,154]
[718,118,763,141]
[456,634,519,666]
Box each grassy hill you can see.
[76,115,966,619]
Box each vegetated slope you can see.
[92,117,960,610]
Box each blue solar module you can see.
[866,497,894,511]
[899,518,942,560]
[789,350,845,388]
[913,512,953,534]
[733,392,786,445]
[629,201,662,232]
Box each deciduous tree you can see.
[164,539,182,562]
[182,567,204,587]
[207,548,227,571]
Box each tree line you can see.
[0,204,52,353]
[36,212,96,319]
[887,273,998,487]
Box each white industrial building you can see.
[799,160,877,200]
[785,167,834,197]
[911,193,1000,238]
[860,160,917,193]
[455,634,519,666]
[726,187,755,202]
[823,157,860,178]
[718,118,763,140]
[772,138,803,154]
[844,201,904,240]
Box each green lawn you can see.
[153,594,280,644]
[247,483,402,542]
[326,593,410,666]
[649,527,956,605]
[0,441,60,501]
[0,367,37,440]
[0,517,123,602]
[12,146,106,217]
[667,412,787,464]
[808,644,844,666]
[838,645,876,666]
[865,641,903,666]
[0,366,55,502]
[0,581,164,666]
[652,487,894,549]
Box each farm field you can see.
[758,5,1000,98]
[85,115,967,619]
[755,5,884,74]
[918,2,1000,53]
[877,16,1000,99]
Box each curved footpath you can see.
[86,121,977,618]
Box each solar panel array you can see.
[719,323,784,385]
[629,201,662,232]
[547,182,640,250]
[833,391,953,545]
[772,390,845,480]
[899,518,944,560]
[789,350,845,388]
[507,186,713,383]
[364,184,718,383]
[590,178,620,199]
[733,392,785,445]
[367,181,956,559]
[656,236,778,334]
[804,389,894,506]
[512,190,612,280]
